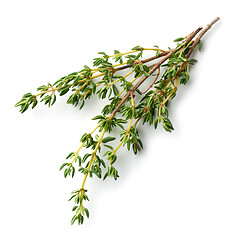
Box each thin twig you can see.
[140,67,160,94]
[186,17,220,59]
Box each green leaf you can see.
[199,40,203,51]
[79,99,85,109]
[68,195,76,201]
[21,103,29,113]
[103,172,109,180]
[72,206,78,211]
[59,163,68,171]
[83,153,92,162]
[32,98,38,109]
[66,152,75,159]
[78,214,84,225]
[71,215,77,225]
[189,59,197,65]
[92,115,104,120]
[131,46,143,51]
[102,136,116,143]
[98,52,107,56]
[51,94,56,106]
[142,65,149,72]
[91,82,96,94]
[110,154,117,165]
[173,37,184,42]
[103,144,114,150]
[162,117,174,132]
[22,93,33,98]
[84,208,89,218]
[71,166,75,178]
[112,84,119,96]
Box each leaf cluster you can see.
[69,189,89,225]
[15,34,205,225]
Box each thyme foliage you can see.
[15,18,220,225]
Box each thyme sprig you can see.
[15,17,220,225]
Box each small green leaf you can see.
[51,94,56,106]
[103,172,108,180]
[112,84,119,96]
[131,46,143,51]
[199,40,203,51]
[32,98,38,109]
[59,163,68,171]
[84,208,89,218]
[104,144,114,150]
[71,166,75,178]
[68,195,76,201]
[83,153,92,162]
[92,115,104,120]
[71,215,77,225]
[110,154,117,165]
[72,206,78,211]
[173,37,184,42]
[79,99,85,109]
[102,136,116,143]
[154,118,159,129]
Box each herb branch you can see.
[15,17,220,225]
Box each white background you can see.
[1,0,235,239]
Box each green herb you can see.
[15,18,220,225]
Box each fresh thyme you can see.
[15,18,220,225]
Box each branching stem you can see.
[109,26,203,119]
[70,123,101,165]
[112,93,135,156]
[80,127,106,189]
